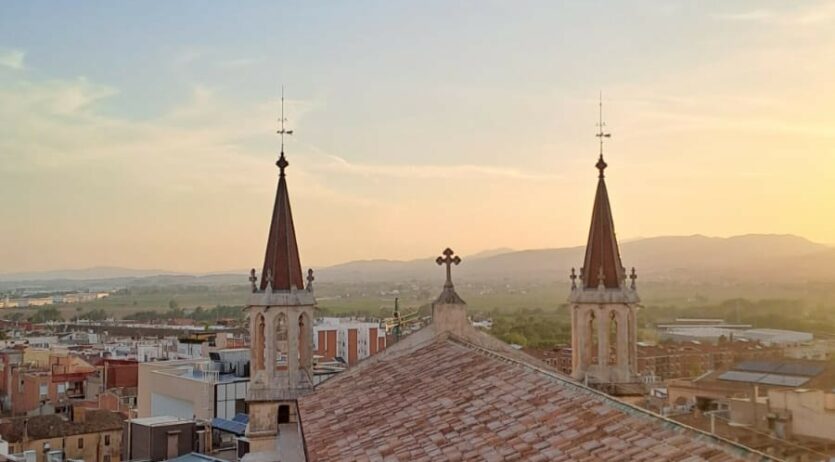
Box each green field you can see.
[4,279,835,348]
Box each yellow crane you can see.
[381,298,420,341]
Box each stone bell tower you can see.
[243,95,314,461]
[569,99,639,385]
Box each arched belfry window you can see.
[275,312,288,370]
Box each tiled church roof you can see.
[299,330,771,462]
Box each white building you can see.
[313,318,387,366]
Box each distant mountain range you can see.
[317,234,834,283]
[2,234,833,287]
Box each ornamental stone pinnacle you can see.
[306,268,315,292]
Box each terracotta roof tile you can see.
[299,337,773,462]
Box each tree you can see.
[29,307,63,323]
[503,331,528,347]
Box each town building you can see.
[659,326,814,347]
[637,341,782,381]
[123,416,210,462]
[0,409,123,462]
[136,356,249,421]
[313,318,386,366]
[666,358,835,413]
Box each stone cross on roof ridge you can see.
[436,247,461,288]
[434,247,465,305]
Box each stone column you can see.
[265,311,276,382]
[571,305,581,379]
[617,309,629,378]
[597,306,608,373]
[585,308,594,368]
[287,310,299,386]
[628,307,638,372]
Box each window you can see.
[103,455,111,462]
[104,434,110,446]
[39,383,48,398]
[58,383,66,394]
[78,438,83,449]
[278,405,290,424]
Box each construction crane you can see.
[381,298,420,342]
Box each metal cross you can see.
[595,92,611,178]
[248,268,258,293]
[277,86,294,153]
[276,86,294,175]
[570,267,577,290]
[436,248,461,287]
[629,267,638,290]
[306,268,315,292]
[595,92,611,156]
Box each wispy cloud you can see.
[314,154,561,181]
[0,49,25,70]
[714,2,835,25]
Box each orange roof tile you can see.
[299,335,771,462]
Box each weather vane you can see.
[595,91,611,157]
[277,85,294,155]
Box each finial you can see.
[277,153,289,177]
[570,267,577,290]
[248,268,258,293]
[629,267,637,290]
[306,268,315,292]
[597,265,606,290]
[595,92,611,178]
[436,247,462,288]
[276,85,294,175]
[596,154,607,179]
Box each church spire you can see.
[260,90,304,292]
[581,95,625,289]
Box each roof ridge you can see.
[445,335,780,462]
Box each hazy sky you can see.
[2,1,835,273]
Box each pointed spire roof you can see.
[581,154,625,289]
[260,152,304,291]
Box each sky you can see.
[1,1,835,273]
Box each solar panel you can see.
[733,360,824,377]
[774,363,824,377]
[718,370,767,383]
[718,370,810,387]
[211,417,247,436]
[758,374,809,387]
[735,361,781,373]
